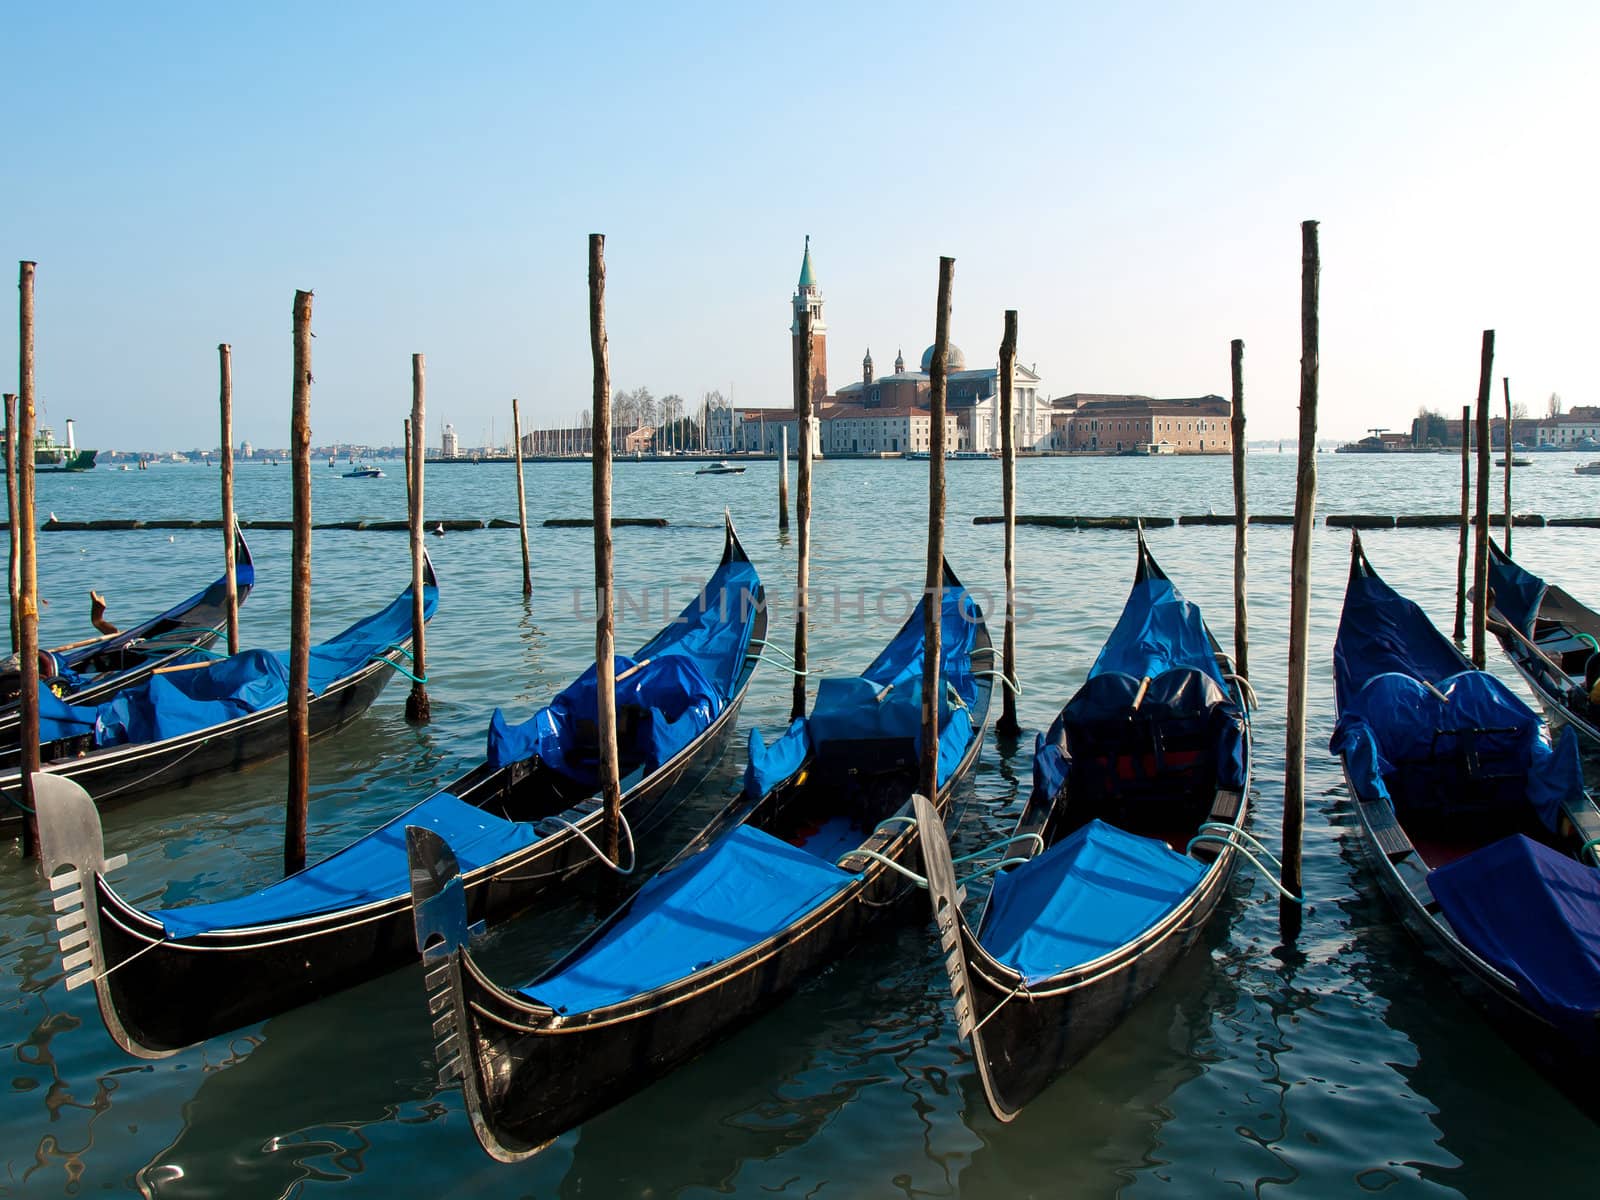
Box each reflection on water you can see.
[1,455,1596,1196]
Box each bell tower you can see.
[790,235,828,409]
[863,347,873,388]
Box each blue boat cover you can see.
[1330,670,1581,832]
[486,555,760,778]
[37,581,436,747]
[523,823,857,1013]
[1429,833,1600,1040]
[151,791,536,938]
[746,583,983,798]
[1487,541,1546,638]
[979,818,1205,984]
[1089,567,1228,690]
[744,718,811,799]
[1334,551,1469,712]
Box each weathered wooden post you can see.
[405,354,431,723]
[1231,338,1249,681]
[1455,404,1470,642]
[1503,377,1514,557]
[1282,221,1319,937]
[16,263,41,857]
[284,289,314,876]
[1472,331,1494,668]
[4,392,18,655]
[791,310,814,720]
[590,234,623,863]
[512,397,532,596]
[218,344,240,655]
[778,426,790,531]
[996,310,1020,736]
[920,256,955,804]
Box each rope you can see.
[971,669,1022,697]
[3,786,34,816]
[750,639,796,663]
[951,832,1044,866]
[838,847,926,886]
[1224,673,1258,710]
[754,656,808,677]
[74,930,168,986]
[1580,837,1600,866]
[971,978,1030,1033]
[545,807,636,875]
[1186,833,1303,901]
[958,856,1033,886]
[368,648,427,684]
[1190,821,1281,868]
[1579,633,1600,655]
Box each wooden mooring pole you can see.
[16,263,41,858]
[284,289,314,876]
[778,425,790,532]
[1503,377,1514,557]
[1472,331,1494,669]
[1231,339,1249,681]
[4,392,18,655]
[996,310,1020,737]
[405,354,431,723]
[218,344,239,655]
[513,398,532,596]
[1282,221,1319,938]
[920,256,954,804]
[1455,404,1470,643]
[590,234,622,863]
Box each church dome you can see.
[920,343,966,373]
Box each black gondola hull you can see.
[436,691,993,1162]
[956,836,1238,1119]
[83,682,752,1056]
[0,654,399,832]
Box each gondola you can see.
[36,517,761,1058]
[0,530,255,730]
[1331,533,1600,1088]
[6,552,435,828]
[1485,539,1600,750]
[912,532,1252,1121]
[407,563,993,1160]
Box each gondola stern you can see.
[912,792,1022,1123]
[33,773,168,1059]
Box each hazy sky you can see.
[4,2,1596,450]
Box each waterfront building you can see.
[1057,394,1233,453]
[441,423,459,458]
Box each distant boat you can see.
[1,422,97,472]
[1574,461,1600,476]
[1499,457,1531,467]
[344,463,384,478]
[694,460,746,475]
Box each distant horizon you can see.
[4,4,1596,448]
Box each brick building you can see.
[1058,394,1233,453]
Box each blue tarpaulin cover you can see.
[1487,541,1547,638]
[979,818,1205,984]
[37,582,435,747]
[523,823,858,1013]
[487,556,760,777]
[1032,549,1247,808]
[1089,569,1229,690]
[1334,550,1470,712]
[1429,833,1600,1040]
[1331,550,1579,831]
[744,719,810,800]
[745,583,983,798]
[151,791,537,937]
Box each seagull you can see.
[48,511,57,523]
[432,523,445,537]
